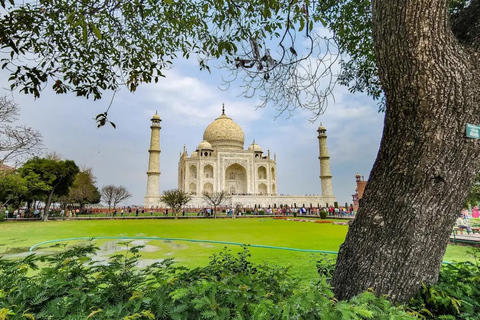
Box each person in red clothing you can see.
[329,206,335,216]
[472,206,479,218]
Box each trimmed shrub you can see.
[320,210,328,219]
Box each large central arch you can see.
[225,163,247,194]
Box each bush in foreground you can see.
[3,244,480,319]
[408,248,480,319]
[0,244,416,319]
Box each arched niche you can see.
[258,166,267,179]
[225,163,247,194]
[189,183,197,195]
[203,182,213,194]
[258,183,267,195]
[204,164,214,179]
[189,165,197,179]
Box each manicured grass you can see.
[444,244,479,263]
[0,218,476,280]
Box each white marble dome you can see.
[197,140,213,150]
[248,142,262,152]
[203,109,244,150]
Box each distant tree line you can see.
[0,155,133,221]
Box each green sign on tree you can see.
[466,124,480,139]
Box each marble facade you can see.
[145,105,335,209]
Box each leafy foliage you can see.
[0,171,28,210]
[18,157,79,220]
[0,1,345,121]
[316,0,380,102]
[316,0,472,112]
[409,247,480,319]
[315,253,336,281]
[19,157,79,198]
[464,172,480,207]
[1,0,471,120]
[0,0,291,100]
[0,244,419,319]
[68,169,101,210]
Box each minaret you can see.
[144,112,161,208]
[317,124,334,199]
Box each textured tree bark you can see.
[332,0,480,303]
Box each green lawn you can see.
[0,218,475,280]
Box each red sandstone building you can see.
[0,163,15,175]
[352,173,367,211]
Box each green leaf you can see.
[82,24,87,42]
[91,24,102,40]
[169,288,190,301]
[299,17,305,32]
[66,12,75,24]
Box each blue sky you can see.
[3,54,384,207]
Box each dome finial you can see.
[151,111,161,121]
[248,140,262,152]
[222,103,225,115]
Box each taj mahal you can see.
[144,105,336,209]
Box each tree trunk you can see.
[43,190,55,221]
[332,0,480,303]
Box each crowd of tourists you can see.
[3,208,42,219]
[3,204,359,219]
[327,205,355,217]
